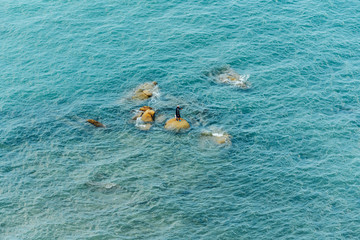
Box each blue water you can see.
[1,0,360,239]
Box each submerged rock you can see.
[155,114,166,123]
[132,81,158,100]
[164,118,190,131]
[137,123,152,131]
[208,66,250,89]
[201,131,231,144]
[213,133,231,144]
[87,119,105,128]
[85,181,119,191]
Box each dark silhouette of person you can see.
[175,105,182,121]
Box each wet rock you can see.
[141,109,155,122]
[164,118,190,130]
[132,106,154,120]
[87,119,105,127]
[200,131,213,136]
[132,91,151,100]
[213,134,231,144]
[142,90,152,97]
[218,68,250,89]
[208,66,250,89]
[132,111,143,120]
[201,131,231,144]
[132,81,158,100]
[139,106,153,111]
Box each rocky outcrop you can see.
[132,81,158,100]
[87,119,105,127]
[164,118,190,131]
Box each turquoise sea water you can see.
[1,0,360,239]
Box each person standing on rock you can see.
[175,106,182,121]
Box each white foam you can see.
[135,117,145,128]
[212,132,224,137]
[149,85,161,103]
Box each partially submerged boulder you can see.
[132,81,158,100]
[164,118,190,131]
[139,106,153,112]
[207,66,250,89]
[132,90,152,100]
[217,68,250,89]
[141,109,155,122]
[87,119,105,128]
[132,106,156,130]
[213,133,231,144]
[132,106,155,122]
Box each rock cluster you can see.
[88,78,237,143]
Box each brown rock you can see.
[141,110,155,122]
[212,133,231,144]
[132,82,158,100]
[140,82,157,90]
[142,90,152,97]
[214,135,230,144]
[132,91,151,100]
[164,118,190,130]
[139,106,153,111]
[87,119,105,128]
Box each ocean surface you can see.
[1,0,360,239]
